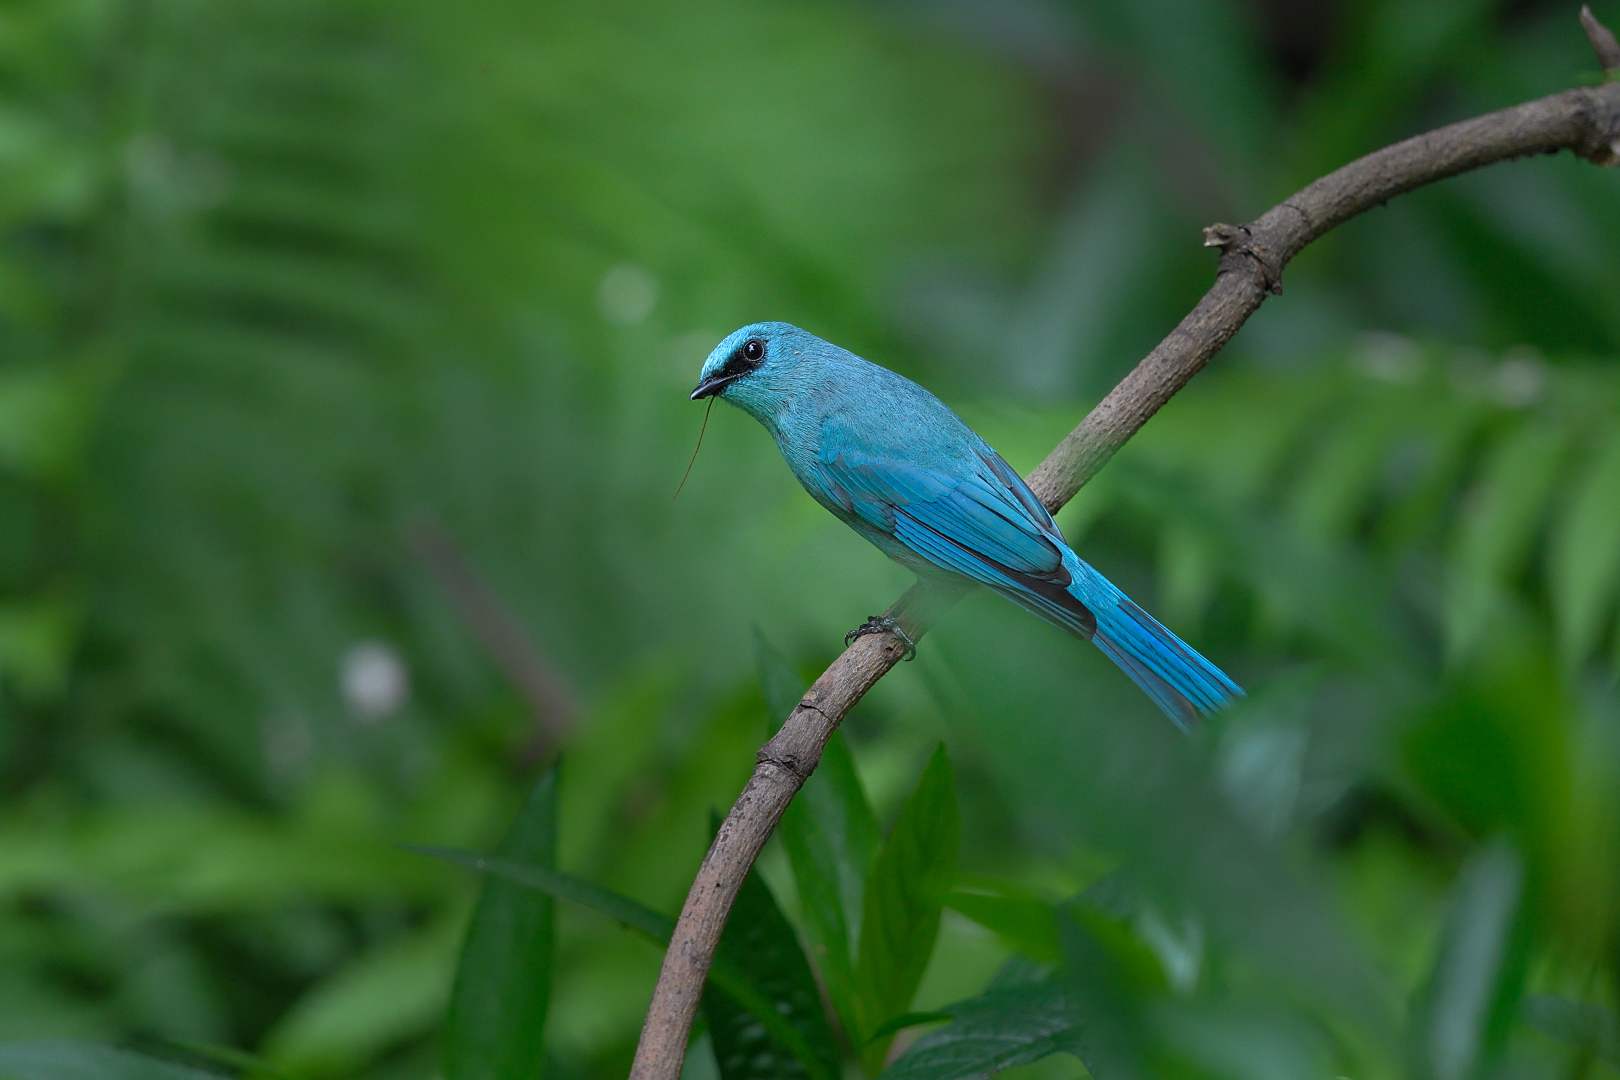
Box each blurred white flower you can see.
[341,640,409,722]
[1493,348,1545,407]
[1351,331,1422,383]
[597,263,658,324]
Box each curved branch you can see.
[630,20,1620,1077]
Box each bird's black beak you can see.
[689,373,739,400]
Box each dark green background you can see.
[3,0,1619,1076]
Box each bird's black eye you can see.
[743,338,764,362]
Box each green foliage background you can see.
[2,0,1619,1076]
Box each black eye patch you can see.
[715,338,767,381]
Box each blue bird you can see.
[690,322,1242,727]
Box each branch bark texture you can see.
[631,26,1620,1077]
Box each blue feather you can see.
[693,321,1244,725]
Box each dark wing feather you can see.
[814,439,1096,638]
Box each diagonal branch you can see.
[410,518,578,761]
[630,15,1620,1076]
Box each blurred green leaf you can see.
[1057,900,1172,1080]
[1522,995,1620,1066]
[0,595,79,698]
[1286,0,1494,184]
[0,809,448,911]
[702,813,840,1080]
[8,0,1620,1073]
[1415,843,1527,1080]
[1446,420,1568,663]
[0,367,92,480]
[0,1043,221,1080]
[1078,0,1278,188]
[855,746,959,1067]
[863,1010,951,1045]
[1549,428,1620,666]
[413,847,826,1073]
[944,886,1061,965]
[260,914,460,1076]
[159,1042,288,1080]
[1285,388,1412,544]
[413,845,668,935]
[1216,718,1308,838]
[1150,1002,1338,1080]
[939,630,1395,1045]
[755,629,878,1045]
[1376,385,1488,549]
[443,767,558,1080]
[1401,657,1571,864]
[752,628,806,721]
[879,979,1082,1080]
[1001,150,1173,398]
[1254,387,1416,633]
[1429,193,1620,353]
[1156,523,1217,629]
[1122,461,1406,668]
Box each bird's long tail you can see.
[1000,553,1242,729]
[1074,556,1241,728]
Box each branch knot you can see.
[1582,5,1620,75]
[1205,222,1285,294]
[756,748,812,784]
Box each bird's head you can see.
[690,321,814,421]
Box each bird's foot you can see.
[843,614,917,661]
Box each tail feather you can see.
[983,550,1243,727]
[1091,597,1241,727]
[1092,633,1205,729]
[1052,555,1242,728]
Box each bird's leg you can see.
[843,614,917,661]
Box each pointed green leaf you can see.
[1120,461,1404,668]
[0,1043,221,1080]
[944,886,1060,964]
[887,896,1178,1080]
[703,814,840,1080]
[157,1042,288,1080]
[261,915,460,1075]
[1057,900,1171,1080]
[413,846,826,1076]
[1417,843,1527,1080]
[879,980,1082,1080]
[1549,429,1620,665]
[443,767,558,1080]
[1287,387,1410,542]
[413,844,669,935]
[864,1011,952,1045]
[854,746,959,1066]
[754,629,878,1045]
[1446,421,1567,662]
[1378,394,1488,549]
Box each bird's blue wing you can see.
[805,409,1240,726]
[811,433,1098,638]
[818,445,1057,573]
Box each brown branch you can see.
[410,518,577,761]
[629,15,1620,1076]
